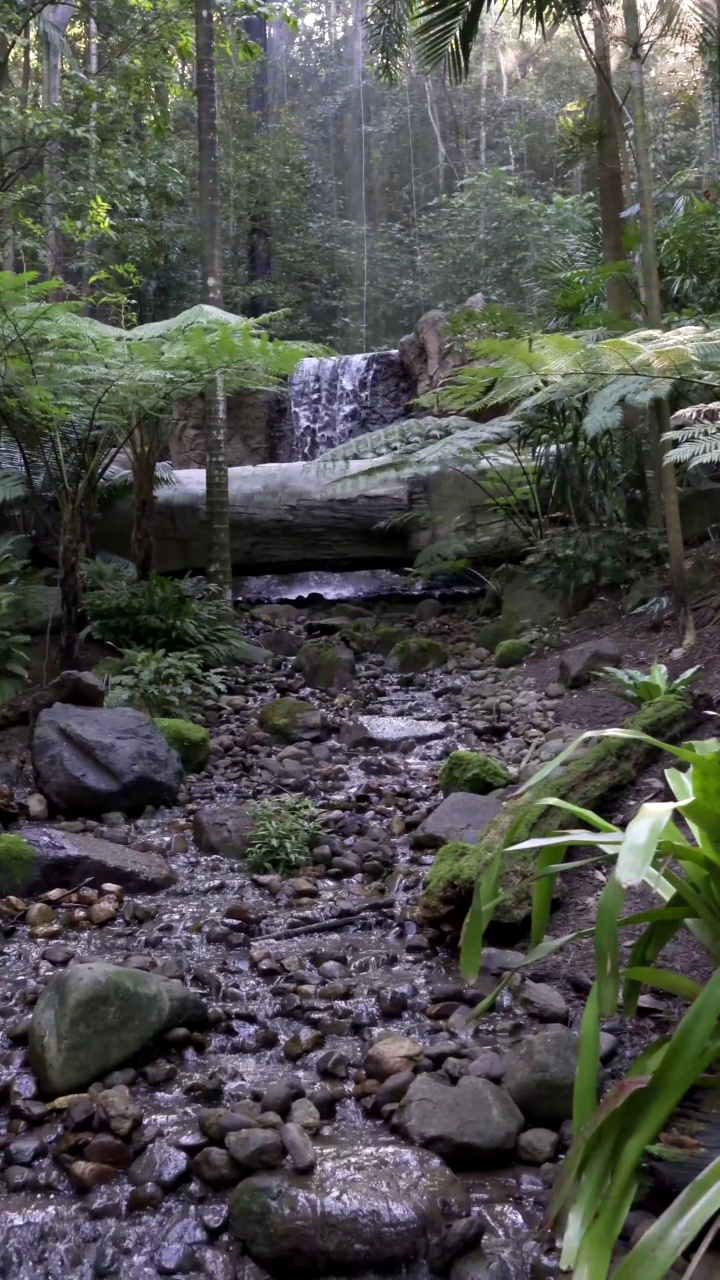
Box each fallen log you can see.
[260,895,399,941]
[99,459,416,575]
[418,694,704,940]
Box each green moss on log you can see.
[439,751,511,796]
[154,719,210,773]
[420,694,698,933]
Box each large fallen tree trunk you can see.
[99,459,417,574]
[418,694,703,941]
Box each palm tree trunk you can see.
[622,0,690,636]
[593,5,632,321]
[41,4,74,282]
[132,449,156,581]
[59,504,82,667]
[194,0,232,593]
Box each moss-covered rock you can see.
[258,697,321,742]
[420,694,698,937]
[388,638,447,674]
[154,719,210,773]
[439,750,511,797]
[494,639,531,668]
[0,834,36,896]
[295,640,355,691]
[476,619,515,652]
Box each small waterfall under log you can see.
[288,350,411,461]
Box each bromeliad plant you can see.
[460,720,720,1280]
[599,662,702,707]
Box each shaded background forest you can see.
[2,0,719,351]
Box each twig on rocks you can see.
[260,895,400,941]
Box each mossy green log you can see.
[154,719,210,772]
[419,694,699,936]
[439,750,511,796]
[0,834,37,896]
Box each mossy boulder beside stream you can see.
[0,835,36,896]
[388,638,447,674]
[420,694,698,937]
[439,751,511,796]
[154,719,210,773]
[257,697,323,742]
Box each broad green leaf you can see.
[612,1154,720,1280]
[616,800,677,888]
[623,965,704,1003]
[595,874,624,1017]
[573,983,600,1134]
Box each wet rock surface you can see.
[0,588,632,1278]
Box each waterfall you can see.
[288,350,410,461]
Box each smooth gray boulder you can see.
[20,827,175,894]
[413,792,505,850]
[391,1074,523,1169]
[558,638,622,688]
[29,961,208,1096]
[193,804,256,858]
[503,1026,578,1126]
[32,705,184,817]
[229,1139,470,1277]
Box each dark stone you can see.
[392,1075,523,1168]
[32,705,184,817]
[20,827,175,895]
[128,1140,190,1190]
[229,1140,470,1276]
[414,792,505,850]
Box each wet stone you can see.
[128,1139,190,1190]
[260,1078,305,1116]
[191,1147,241,1188]
[283,1028,324,1061]
[280,1122,316,1173]
[224,1128,284,1171]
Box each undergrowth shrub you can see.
[105,648,229,716]
[85,573,250,665]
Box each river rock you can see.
[280,1122,316,1172]
[364,1035,424,1081]
[257,697,327,742]
[558,639,622,688]
[503,1026,578,1126]
[224,1130,284,1171]
[19,827,175,894]
[413,792,505,850]
[515,979,568,1024]
[388,638,447,674]
[32,705,184,817]
[516,1127,559,1164]
[193,805,256,858]
[229,1140,470,1276]
[391,1075,523,1168]
[295,640,355,691]
[29,961,208,1096]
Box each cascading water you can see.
[288,350,411,461]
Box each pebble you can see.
[280,1122,316,1172]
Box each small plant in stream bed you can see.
[599,661,702,707]
[106,649,229,717]
[245,797,325,874]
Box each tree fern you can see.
[666,403,720,468]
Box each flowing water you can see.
[287,352,411,461]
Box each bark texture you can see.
[194,0,232,592]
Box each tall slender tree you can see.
[194,0,232,593]
[40,3,74,281]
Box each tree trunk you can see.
[194,0,232,593]
[132,449,156,581]
[593,5,633,321]
[245,13,272,316]
[622,0,690,636]
[41,4,74,282]
[59,505,82,667]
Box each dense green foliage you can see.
[85,574,258,665]
[104,649,231,717]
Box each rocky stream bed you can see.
[0,589,688,1280]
